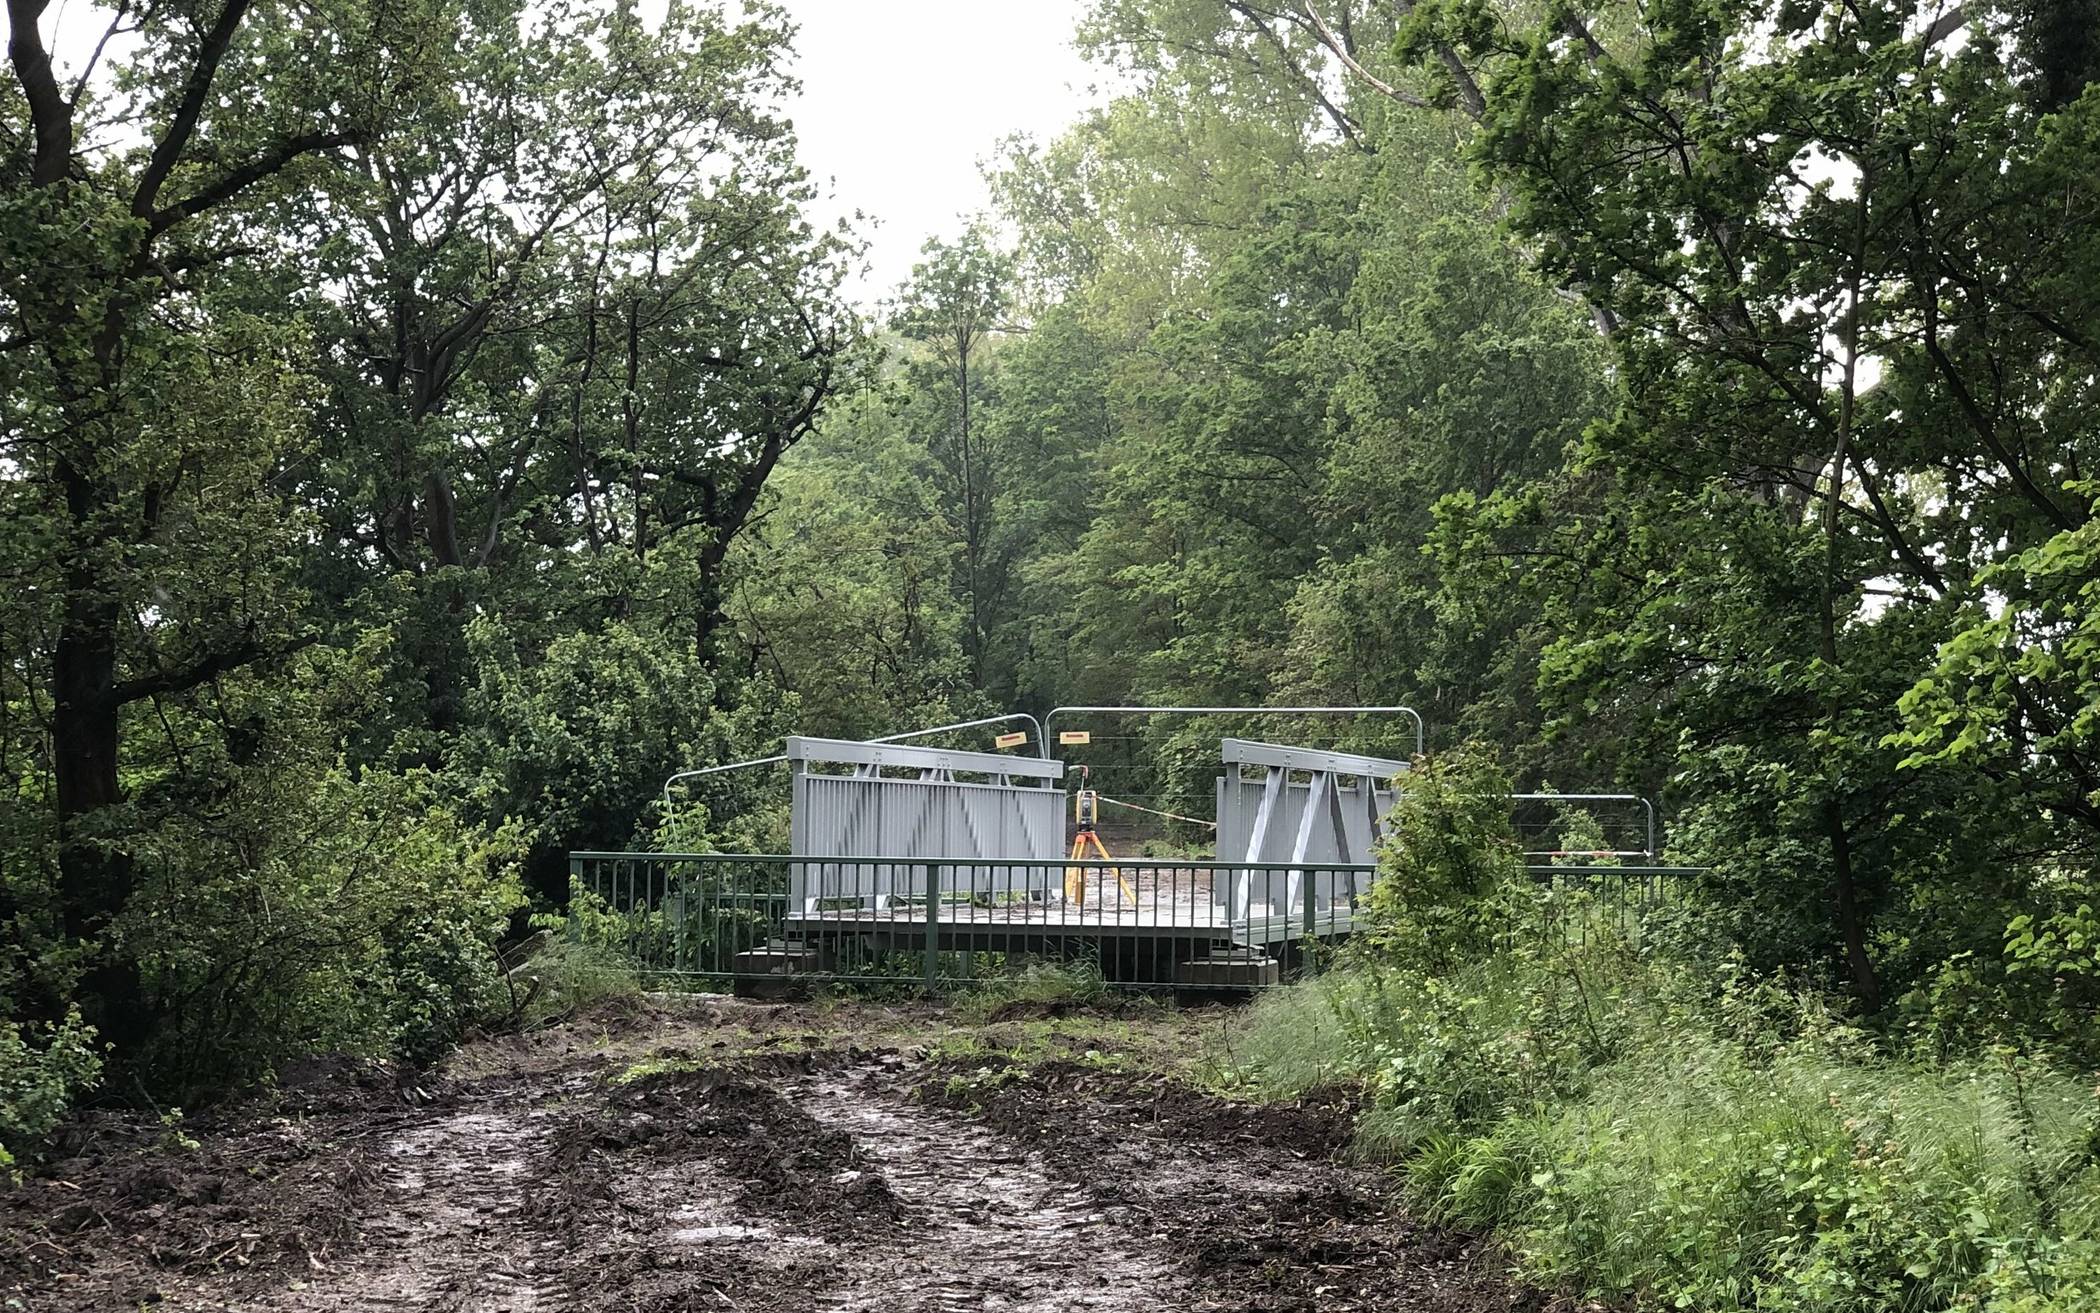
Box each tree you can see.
[892,230,1017,690]
[297,0,857,739]
[723,392,974,737]
[1361,0,2100,1000]
[3,0,860,1071]
[3,0,421,1048]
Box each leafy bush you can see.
[1224,747,2100,1311]
[0,1008,101,1169]
[2004,904,2100,1054]
[1360,746,1526,972]
[127,765,524,1089]
[457,617,803,858]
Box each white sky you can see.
[773,0,1100,307]
[27,0,1102,309]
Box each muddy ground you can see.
[1,996,1542,1313]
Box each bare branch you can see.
[1921,4,1966,47]
[66,0,134,108]
[1222,2,1376,149]
[1290,3,1428,108]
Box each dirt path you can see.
[802,1063,1182,1311]
[1,999,1535,1313]
[242,1096,571,1312]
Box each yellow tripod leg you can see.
[1064,835,1087,904]
[1084,831,1138,903]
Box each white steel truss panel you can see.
[1212,738,1407,920]
[787,737,1063,910]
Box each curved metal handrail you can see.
[660,711,1048,808]
[1043,704,1425,759]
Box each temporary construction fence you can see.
[1036,705,1423,853]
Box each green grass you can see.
[511,935,643,1026]
[1479,1038,2100,1309]
[1220,962,2100,1312]
[1206,969,1372,1097]
[950,960,1111,1022]
[609,1053,711,1085]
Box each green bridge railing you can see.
[562,852,1700,994]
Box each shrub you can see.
[1234,955,2100,1309]
[1360,746,1526,973]
[1224,744,2100,1311]
[0,1008,101,1169]
[126,765,524,1090]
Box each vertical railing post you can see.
[923,862,941,997]
[1302,863,1316,978]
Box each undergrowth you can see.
[510,934,643,1027]
[1219,749,2100,1312]
[0,1008,102,1170]
[951,960,1111,1021]
[1231,964,2100,1311]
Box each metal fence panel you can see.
[567,853,1383,993]
[564,853,1699,995]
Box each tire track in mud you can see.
[911,1059,1538,1313]
[241,1084,584,1313]
[795,1065,1187,1313]
[7,1005,1533,1313]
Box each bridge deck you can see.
[784,902,1358,948]
[784,869,1359,948]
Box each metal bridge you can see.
[569,705,1692,993]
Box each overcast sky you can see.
[774,0,1100,307]
[28,0,1101,309]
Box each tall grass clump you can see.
[1222,747,2100,1312]
[509,934,643,1025]
[954,960,1111,1021]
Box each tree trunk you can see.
[1824,797,1878,1008]
[52,463,149,1048]
[956,328,984,683]
[694,539,728,659]
[1816,181,1880,1009]
[422,469,464,569]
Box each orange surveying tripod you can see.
[1065,766,1136,904]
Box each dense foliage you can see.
[6,7,2099,1301]
[2,0,856,1120]
[1233,759,2100,1311]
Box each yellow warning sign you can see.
[994,731,1029,749]
[1058,730,1091,745]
